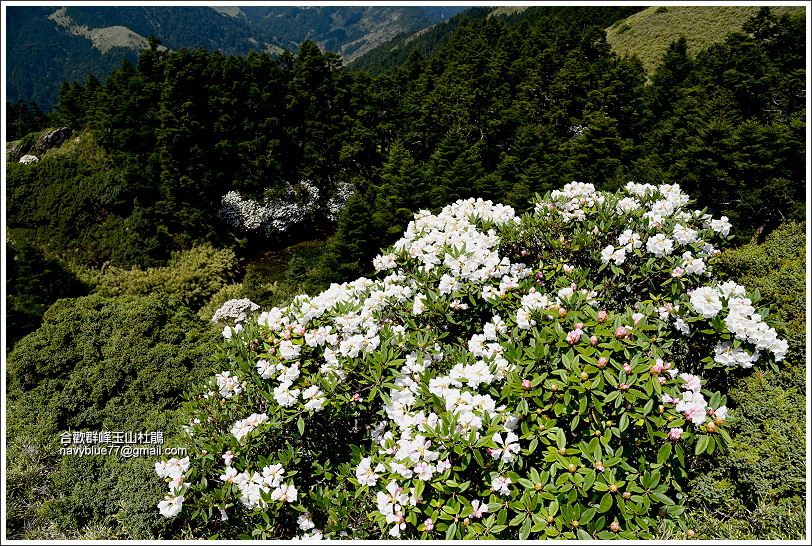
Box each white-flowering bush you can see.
[18,154,39,164]
[212,298,261,327]
[157,182,786,540]
[218,180,354,233]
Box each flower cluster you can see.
[215,370,243,399]
[212,298,261,326]
[18,154,39,164]
[155,457,190,517]
[220,463,298,509]
[218,180,354,233]
[230,412,267,442]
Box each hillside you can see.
[606,4,807,75]
[349,5,644,75]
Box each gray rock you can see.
[35,127,72,153]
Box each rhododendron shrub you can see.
[156,182,786,539]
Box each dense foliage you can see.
[5,295,221,539]
[70,244,240,311]
[6,240,89,350]
[5,5,467,110]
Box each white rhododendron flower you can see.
[689,286,723,318]
[646,233,674,257]
[158,493,184,518]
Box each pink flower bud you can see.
[622,363,632,373]
[597,310,607,322]
[590,335,598,346]
[615,326,627,337]
[522,379,532,389]
[610,522,620,532]
[597,357,608,368]
[574,322,584,330]
[668,427,683,440]
[619,383,629,390]
[566,330,581,344]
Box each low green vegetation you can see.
[6,294,221,539]
[70,244,241,311]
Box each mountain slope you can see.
[4,5,467,110]
[606,4,807,74]
[240,5,466,62]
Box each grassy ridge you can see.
[606,5,806,75]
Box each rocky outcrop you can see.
[34,127,72,153]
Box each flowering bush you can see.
[218,180,354,234]
[19,154,39,164]
[156,182,786,539]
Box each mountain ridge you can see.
[5,5,469,109]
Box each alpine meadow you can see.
[4,4,808,541]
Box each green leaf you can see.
[297,416,305,436]
[598,492,613,513]
[579,507,595,525]
[603,390,620,403]
[556,428,566,450]
[695,435,710,456]
[717,427,733,446]
[650,490,675,505]
[519,518,532,539]
[582,469,595,491]
[657,442,671,464]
